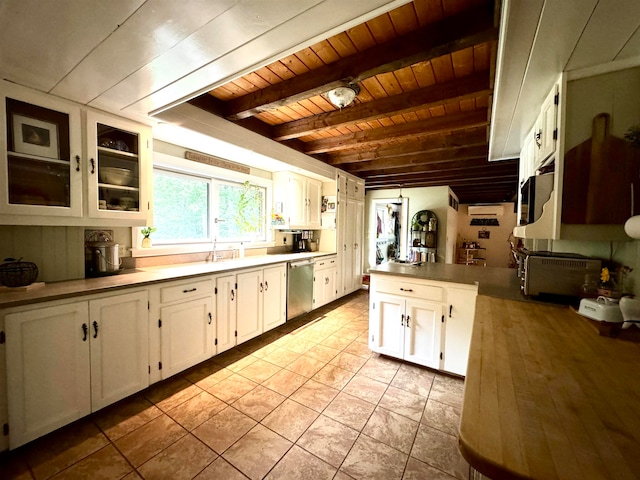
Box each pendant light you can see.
[397,185,403,203]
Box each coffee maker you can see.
[292,231,307,252]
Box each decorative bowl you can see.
[100,167,132,186]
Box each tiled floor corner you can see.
[0,290,469,480]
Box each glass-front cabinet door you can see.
[86,111,150,222]
[0,89,82,217]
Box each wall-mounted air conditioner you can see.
[468,204,504,216]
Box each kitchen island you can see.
[369,262,640,479]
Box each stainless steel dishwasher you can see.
[287,258,315,320]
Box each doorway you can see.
[369,197,409,267]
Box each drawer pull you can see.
[400,288,413,292]
[93,321,99,338]
[183,288,197,293]
[82,323,88,342]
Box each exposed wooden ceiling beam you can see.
[271,72,491,140]
[365,175,517,188]
[362,166,518,185]
[360,159,518,178]
[337,144,489,173]
[302,109,489,154]
[223,4,496,121]
[325,129,487,165]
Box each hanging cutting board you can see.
[562,113,640,224]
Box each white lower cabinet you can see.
[262,264,286,332]
[370,293,442,369]
[443,286,477,376]
[5,290,148,448]
[216,263,286,352]
[236,269,264,344]
[158,278,215,379]
[313,256,337,309]
[369,274,477,375]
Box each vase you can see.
[141,237,152,248]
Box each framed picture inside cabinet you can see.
[12,113,59,159]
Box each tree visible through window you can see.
[152,168,267,245]
[217,181,265,241]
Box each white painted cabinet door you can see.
[353,200,364,290]
[89,291,149,411]
[306,178,322,229]
[369,292,404,359]
[160,296,214,379]
[6,302,91,448]
[216,274,237,354]
[343,199,356,293]
[288,173,306,227]
[443,287,477,376]
[0,86,83,218]
[85,111,151,224]
[236,269,263,344]
[537,84,558,165]
[403,299,442,369]
[263,264,286,332]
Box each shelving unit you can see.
[410,210,437,262]
[458,247,486,266]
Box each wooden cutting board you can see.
[562,113,640,224]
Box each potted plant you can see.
[140,227,156,248]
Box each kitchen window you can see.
[147,162,269,251]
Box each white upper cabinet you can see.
[0,83,83,218]
[85,111,151,222]
[273,171,322,229]
[534,84,559,167]
[0,81,151,226]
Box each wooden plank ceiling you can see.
[188,0,517,204]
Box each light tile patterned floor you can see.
[0,290,469,480]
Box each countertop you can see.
[0,251,333,309]
[459,296,640,480]
[368,262,525,300]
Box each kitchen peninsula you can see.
[369,262,640,480]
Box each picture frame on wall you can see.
[12,113,59,159]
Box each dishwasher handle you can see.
[289,259,315,268]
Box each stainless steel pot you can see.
[88,241,121,274]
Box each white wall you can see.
[457,203,518,268]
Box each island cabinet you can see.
[155,278,215,380]
[368,274,477,376]
[3,289,149,449]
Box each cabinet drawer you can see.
[315,256,337,270]
[375,279,443,302]
[161,278,213,304]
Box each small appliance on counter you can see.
[522,251,601,297]
[578,297,623,323]
[85,231,122,277]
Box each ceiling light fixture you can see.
[326,84,360,109]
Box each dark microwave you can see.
[520,173,554,225]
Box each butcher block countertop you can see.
[460,295,640,480]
